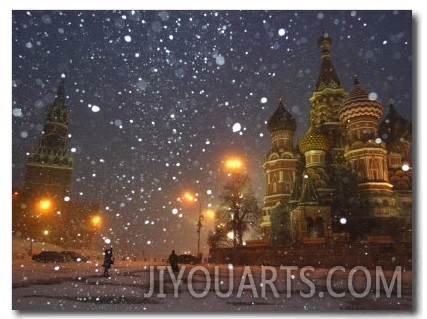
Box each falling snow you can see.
[12,10,412,261]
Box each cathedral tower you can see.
[379,100,412,240]
[339,75,395,218]
[309,33,347,168]
[379,100,412,177]
[262,99,302,239]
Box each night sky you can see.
[11,9,413,257]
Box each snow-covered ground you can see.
[10,237,413,315]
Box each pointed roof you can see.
[315,33,342,91]
[55,77,66,107]
[31,74,73,162]
[299,176,320,205]
[44,76,70,126]
[267,98,297,133]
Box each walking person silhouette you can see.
[102,248,114,277]
[168,250,179,273]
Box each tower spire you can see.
[314,32,341,91]
[22,73,74,202]
[353,73,359,85]
[55,70,68,106]
[55,77,66,106]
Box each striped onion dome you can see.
[299,126,331,154]
[339,75,383,123]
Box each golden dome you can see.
[299,126,331,154]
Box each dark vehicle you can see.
[32,251,67,263]
[177,254,198,264]
[60,251,88,262]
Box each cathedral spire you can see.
[318,30,332,60]
[353,73,359,85]
[315,32,342,91]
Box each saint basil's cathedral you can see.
[260,33,412,247]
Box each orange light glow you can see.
[205,209,215,219]
[225,158,243,171]
[39,199,52,211]
[92,215,101,226]
[183,192,195,202]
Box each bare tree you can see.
[208,173,261,248]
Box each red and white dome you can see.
[339,75,383,123]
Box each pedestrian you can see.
[102,248,114,277]
[168,250,179,273]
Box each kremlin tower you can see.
[13,75,100,247]
[22,75,74,201]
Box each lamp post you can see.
[31,198,53,242]
[183,192,203,260]
[90,214,102,252]
[196,199,202,260]
[224,157,244,247]
[28,238,33,257]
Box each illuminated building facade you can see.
[262,34,412,246]
[22,76,74,201]
[13,76,100,246]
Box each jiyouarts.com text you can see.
[143,265,402,299]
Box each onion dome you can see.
[299,126,331,154]
[379,101,412,154]
[267,98,297,133]
[379,101,412,143]
[339,75,384,123]
[315,33,342,91]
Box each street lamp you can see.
[28,237,34,257]
[39,199,52,211]
[225,158,244,172]
[89,214,102,251]
[205,209,215,220]
[182,191,203,260]
[224,156,244,247]
[92,215,101,227]
[29,197,53,243]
